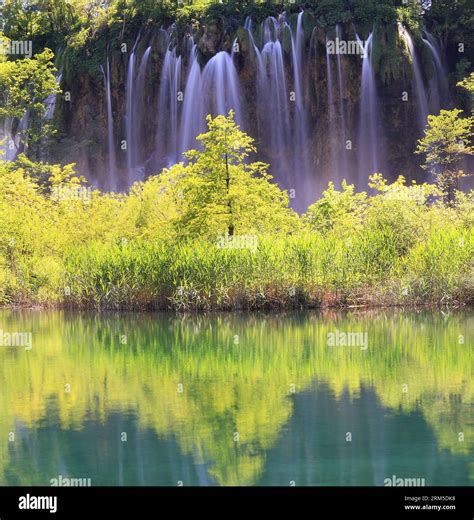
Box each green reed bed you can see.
[62,225,473,311]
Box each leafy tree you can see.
[423,0,474,52]
[0,0,106,43]
[416,109,474,205]
[155,111,298,240]
[458,72,474,113]
[11,154,85,193]
[305,180,367,236]
[0,47,60,159]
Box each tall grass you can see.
[62,225,473,310]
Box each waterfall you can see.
[125,43,137,181]
[88,12,453,204]
[1,71,60,163]
[156,31,182,168]
[0,120,13,161]
[326,26,353,184]
[201,50,242,124]
[155,30,242,170]
[0,111,32,161]
[398,24,429,133]
[335,24,349,180]
[357,32,383,182]
[0,116,16,161]
[125,36,153,183]
[44,73,62,121]
[422,29,449,112]
[258,17,292,185]
[326,30,339,180]
[178,39,204,156]
[243,14,314,206]
[288,12,312,200]
[101,59,117,190]
[135,45,151,177]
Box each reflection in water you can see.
[0,310,472,486]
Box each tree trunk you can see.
[224,136,234,237]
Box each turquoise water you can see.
[0,309,472,486]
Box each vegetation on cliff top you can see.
[1,0,472,80]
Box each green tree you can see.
[305,180,367,236]
[0,47,60,159]
[158,111,298,240]
[423,0,474,52]
[458,72,474,113]
[416,109,474,205]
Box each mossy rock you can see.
[281,25,293,55]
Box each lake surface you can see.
[0,309,472,486]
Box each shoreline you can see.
[2,300,472,313]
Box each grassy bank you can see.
[1,177,472,310]
[62,229,472,311]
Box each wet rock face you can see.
[198,23,222,61]
[53,16,456,200]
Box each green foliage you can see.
[162,111,297,239]
[458,72,474,113]
[0,47,59,158]
[1,144,472,308]
[305,180,367,236]
[396,1,423,35]
[12,154,85,192]
[416,109,474,204]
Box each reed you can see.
[62,225,473,310]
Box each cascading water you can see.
[422,29,449,112]
[135,45,151,168]
[243,13,315,206]
[1,72,61,163]
[44,73,62,121]
[13,111,30,156]
[201,50,242,124]
[287,12,312,199]
[178,38,204,156]
[92,11,452,206]
[326,30,339,180]
[251,16,292,181]
[335,24,349,180]
[154,29,242,171]
[325,25,355,186]
[125,41,137,181]
[398,23,429,133]
[156,34,182,168]
[0,117,15,161]
[101,60,117,190]
[124,35,153,184]
[357,32,383,183]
